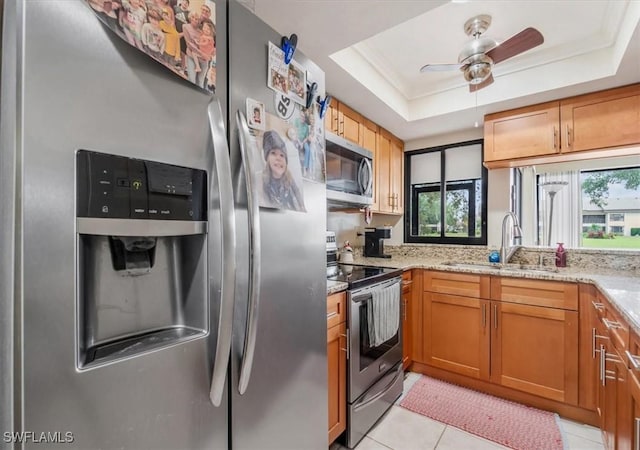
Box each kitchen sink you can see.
[442,261,559,273]
[441,262,501,270]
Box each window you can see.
[582,167,639,248]
[533,165,640,249]
[405,140,487,245]
[583,214,605,224]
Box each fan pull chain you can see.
[474,91,479,128]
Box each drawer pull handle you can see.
[603,318,623,330]
[327,311,338,319]
[592,301,605,311]
[626,350,640,371]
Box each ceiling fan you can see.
[420,15,544,92]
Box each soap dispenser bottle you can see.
[555,243,567,268]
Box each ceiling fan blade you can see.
[486,27,544,65]
[420,63,461,73]
[469,73,494,92]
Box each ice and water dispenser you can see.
[76,150,208,368]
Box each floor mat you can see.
[399,375,564,450]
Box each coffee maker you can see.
[363,227,392,258]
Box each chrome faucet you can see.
[500,212,523,264]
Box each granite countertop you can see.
[327,279,349,295]
[326,255,640,335]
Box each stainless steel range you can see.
[326,234,403,448]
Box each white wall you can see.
[405,128,483,151]
[487,168,511,248]
[327,211,404,248]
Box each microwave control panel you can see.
[76,150,206,220]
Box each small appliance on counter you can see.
[363,227,392,258]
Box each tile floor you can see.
[331,372,605,450]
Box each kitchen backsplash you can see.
[352,244,640,272]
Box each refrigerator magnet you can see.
[274,92,296,121]
[287,60,306,106]
[247,98,266,130]
[267,42,289,96]
[84,0,217,94]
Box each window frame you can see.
[404,139,488,245]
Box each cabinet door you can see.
[376,130,392,213]
[361,118,379,211]
[629,370,640,450]
[325,101,339,135]
[578,284,598,411]
[484,101,560,162]
[423,292,490,380]
[490,301,578,404]
[402,277,413,370]
[328,322,346,444]
[561,84,640,153]
[337,102,363,145]
[390,136,404,214]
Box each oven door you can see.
[348,277,402,403]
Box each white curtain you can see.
[537,171,581,248]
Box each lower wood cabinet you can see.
[491,300,578,404]
[421,272,579,405]
[629,366,640,450]
[327,292,347,445]
[402,271,413,369]
[423,293,489,380]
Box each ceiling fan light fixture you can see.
[464,62,492,84]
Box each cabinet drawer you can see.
[327,292,346,328]
[424,270,490,298]
[597,290,629,353]
[491,278,578,310]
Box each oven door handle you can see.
[351,278,401,302]
[353,365,403,412]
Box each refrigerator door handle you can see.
[208,99,237,407]
[236,111,262,395]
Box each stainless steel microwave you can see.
[325,132,373,208]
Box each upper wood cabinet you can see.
[325,101,339,135]
[325,100,364,145]
[561,84,640,153]
[361,118,380,211]
[377,128,404,214]
[484,83,640,167]
[484,101,560,163]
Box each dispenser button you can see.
[117,178,130,187]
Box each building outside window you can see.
[404,140,487,245]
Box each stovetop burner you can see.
[327,263,402,290]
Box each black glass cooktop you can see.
[327,264,402,290]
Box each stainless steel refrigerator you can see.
[0,1,327,449]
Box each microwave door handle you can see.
[207,100,237,407]
[235,111,262,395]
[357,159,366,194]
[363,157,373,195]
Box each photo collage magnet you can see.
[85,0,217,93]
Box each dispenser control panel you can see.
[77,150,206,220]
